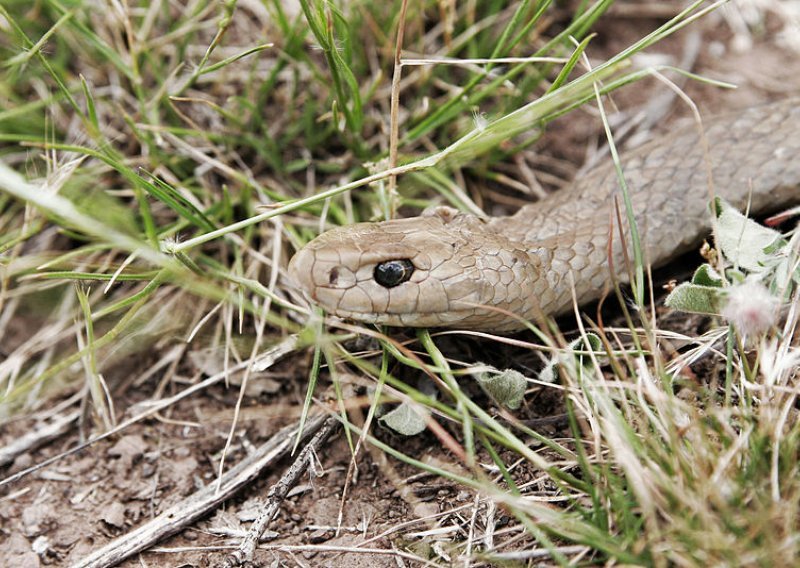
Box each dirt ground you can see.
[2,3,800,567]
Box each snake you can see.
[288,98,800,332]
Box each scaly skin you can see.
[288,99,800,332]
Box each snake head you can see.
[288,208,542,330]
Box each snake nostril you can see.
[329,267,339,285]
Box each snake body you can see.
[289,99,800,332]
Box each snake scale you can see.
[289,99,800,332]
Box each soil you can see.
[2,4,800,567]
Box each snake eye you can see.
[374,259,414,288]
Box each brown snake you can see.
[288,99,800,332]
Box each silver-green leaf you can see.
[713,197,785,271]
[379,402,429,436]
[665,282,725,315]
[475,367,527,409]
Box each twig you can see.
[72,413,328,568]
[223,414,341,566]
[0,410,80,468]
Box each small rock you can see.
[22,503,56,537]
[9,453,33,473]
[31,536,50,557]
[107,435,147,469]
[101,501,126,528]
[307,529,333,544]
[413,502,438,519]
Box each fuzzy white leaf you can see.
[476,368,527,409]
[713,198,785,271]
[379,402,428,436]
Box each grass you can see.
[1,0,799,565]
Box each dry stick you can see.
[0,410,80,467]
[72,413,328,568]
[489,545,591,562]
[224,414,341,566]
